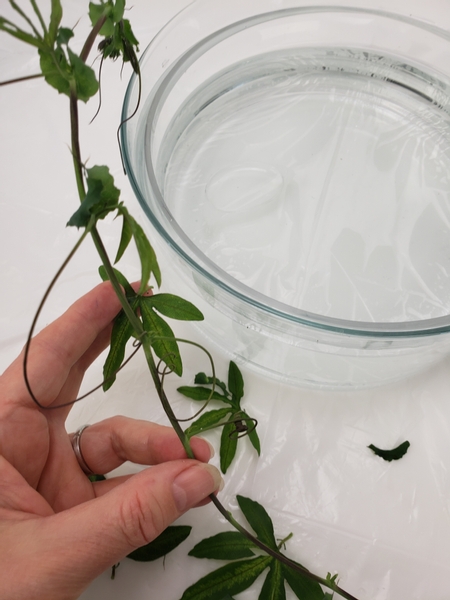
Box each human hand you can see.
[0,282,222,600]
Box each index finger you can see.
[73,416,214,475]
[3,281,124,408]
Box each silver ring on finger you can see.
[71,424,96,476]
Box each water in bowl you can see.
[160,47,450,324]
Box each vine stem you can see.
[140,340,357,599]
[0,72,43,85]
[80,12,108,62]
[209,494,358,600]
[69,15,361,600]
[68,14,144,338]
[142,343,194,457]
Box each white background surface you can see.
[2,2,450,599]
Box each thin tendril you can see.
[176,403,215,424]
[117,60,141,174]
[40,342,142,411]
[22,218,143,411]
[152,336,219,424]
[156,356,175,378]
[23,226,92,409]
[89,53,104,124]
[227,415,258,440]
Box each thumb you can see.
[26,460,223,599]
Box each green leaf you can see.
[186,496,328,600]
[48,0,63,45]
[112,0,126,22]
[177,385,228,403]
[282,562,325,600]
[121,18,139,50]
[147,294,204,321]
[326,572,338,586]
[29,0,47,35]
[180,556,272,600]
[188,532,256,561]
[39,46,71,96]
[68,47,99,102]
[88,473,106,482]
[67,165,120,228]
[127,525,191,562]
[102,298,139,391]
[89,164,121,208]
[237,496,277,550]
[0,17,42,47]
[244,412,261,456]
[368,440,410,462]
[139,298,182,376]
[195,372,230,397]
[114,211,133,264]
[123,210,161,291]
[259,561,286,600]
[89,2,114,36]
[228,361,244,403]
[95,15,139,69]
[194,372,210,384]
[56,27,73,45]
[98,265,135,298]
[184,408,232,438]
[220,421,238,474]
[119,19,140,71]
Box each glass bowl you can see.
[122,0,450,388]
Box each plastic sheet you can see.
[72,349,450,600]
[165,49,450,324]
[2,2,450,600]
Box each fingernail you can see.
[172,464,223,512]
[205,439,215,459]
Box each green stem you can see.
[68,11,109,196]
[10,0,42,39]
[69,84,139,330]
[0,17,44,48]
[90,225,145,334]
[68,17,143,337]
[142,343,194,458]
[29,0,47,37]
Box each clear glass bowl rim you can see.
[122,3,450,339]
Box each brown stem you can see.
[70,85,84,199]
[0,73,43,86]
[80,14,108,62]
[67,20,146,337]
